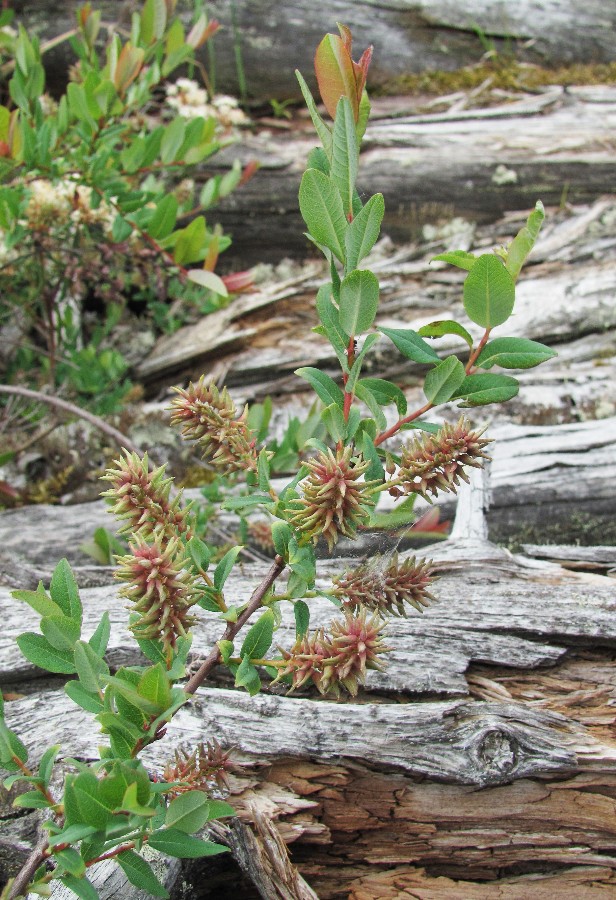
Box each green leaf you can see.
[205,799,235,820]
[148,194,178,240]
[221,494,272,512]
[88,612,111,657]
[418,319,474,349]
[54,847,86,878]
[331,96,358,216]
[294,600,310,638]
[218,640,234,664]
[358,431,385,483]
[354,381,387,431]
[505,200,545,280]
[12,582,62,618]
[172,216,207,266]
[13,790,53,809]
[431,250,476,271]
[295,69,332,158]
[315,284,349,368]
[16,633,76,674]
[100,676,162,717]
[38,744,60,786]
[0,719,27,770]
[358,378,407,416]
[73,641,109,694]
[240,610,275,660]
[345,192,384,271]
[378,327,440,365]
[138,664,172,712]
[58,875,99,900]
[48,824,97,849]
[234,656,261,695]
[65,681,103,714]
[64,772,112,829]
[166,790,212,834]
[186,269,228,297]
[186,537,211,573]
[213,545,243,592]
[287,537,316,587]
[463,254,515,328]
[339,269,379,335]
[116,850,169,898]
[148,828,228,859]
[141,0,167,44]
[452,373,519,406]
[299,168,347,263]
[271,521,292,559]
[295,366,344,409]
[423,356,466,404]
[322,402,346,444]
[475,337,557,370]
[346,333,380,392]
[49,559,82,624]
[161,116,186,164]
[111,214,133,243]
[40,614,80,652]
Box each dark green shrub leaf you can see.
[165,790,212,834]
[65,681,104,713]
[58,875,99,900]
[40,614,80,653]
[295,366,344,409]
[12,582,61,618]
[339,269,379,335]
[346,332,380,392]
[148,828,228,858]
[431,250,476,271]
[137,664,172,711]
[475,337,557,370]
[240,610,275,661]
[359,378,407,416]
[345,192,384,270]
[353,381,387,431]
[74,640,109,694]
[48,824,97,849]
[505,200,545,280]
[213,545,243,592]
[299,168,347,262]
[54,847,86,877]
[13,790,53,809]
[463,254,515,328]
[38,744,60,786]
[322,402,346,443]
[88,612,111,657]
[418,319,474,349]
[16,633,76,674]
[294,600,310,638]
[452,373,519,406]
[186,537,211,573]
[235,656,261,696]
[423,356,466,404]
[116,849,169,898]
[271,521,292,559]
[379,327,440,364]
[295,70,332,157]
[147,194,178,240]
[331,97,358,215]
[49,558,82,624]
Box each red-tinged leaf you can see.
[222,270,255,294]
[114,44,145,96]
[410,508,450,535]
[315,33,359,120]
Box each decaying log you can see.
[13,1,616,101]
[209,87,616,265]
[2,466,616,896]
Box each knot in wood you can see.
[472,727,517,780]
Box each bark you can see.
[2,470,616,896]
[12,1,616,100]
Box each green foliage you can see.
[2,22,557,900]
[0,1,249,419]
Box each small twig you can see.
[184,554,286,695]
[0,385,141,456]
[8,836,50,899]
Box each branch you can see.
[184,554,287,695]
[7,837,50,899]
[0,384,141,456]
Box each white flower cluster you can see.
[165,78,248,128]
[24,179,117,235]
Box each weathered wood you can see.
[15,1,616,101]
[209,88,616,264]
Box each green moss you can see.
[377,60,616,99]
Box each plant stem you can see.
[466,327,491,373]
[7,837,50,899]
[374,399,434,447]
[184,555,286,695]
[0,385,141,455]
